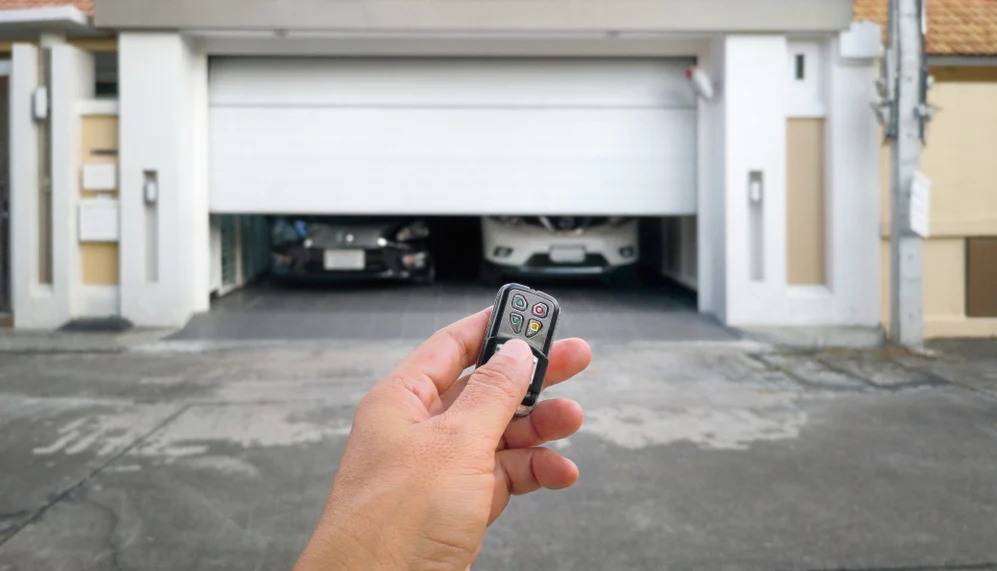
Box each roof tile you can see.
[0,0,92,15]
[854,0,997,56]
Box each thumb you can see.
[445,340,534,445]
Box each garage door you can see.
[209,58,697,215]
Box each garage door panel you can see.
[210,108,694,159]
[210,58,697,109]
[210,107,696,215]
[209,57,697,215]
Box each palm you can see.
[385,309,589,524]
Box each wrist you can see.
[295,516,391,571]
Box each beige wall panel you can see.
[880,240,890,328]
[69,38,118,52]
[80,116,119,284]
[81,115,118,199]
[2,39,116,53]
[880,141,890,229]
[923,238,966,320]
[921,68,997,235]
[786,119,826,285]
[82,116,118,166]
[81,242,119,286]
[880,68,997,236]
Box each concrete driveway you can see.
[1,339,997,570]
[171,279,736,344]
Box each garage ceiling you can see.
[209,58,697,216]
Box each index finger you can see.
[388,307,492,396]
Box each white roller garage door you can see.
[209,58,697,215]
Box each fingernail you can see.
[498,339,532,360]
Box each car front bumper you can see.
[486,254,634,277]
[482,217,639,274]
[272,244,433,281]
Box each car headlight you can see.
[396,221,430,242]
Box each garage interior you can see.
[172,56,734,342]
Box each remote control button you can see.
[532,303,549,318]
[512,294,528,311]
[509,312,525,334]
[525,319,543,339]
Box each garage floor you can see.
[171,277,737,343]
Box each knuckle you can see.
[429,414,464,440]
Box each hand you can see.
[294,308,591,571]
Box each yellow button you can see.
[529,322,541,332]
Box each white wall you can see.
[51,45,95,319]
[11,43,120,328]
[697,37,726,319]
[9,44,57,328]
[10,43,95,328]
[824,29,882,325]
[723,35,789,325]
[721,29,881,327]
[119,33,210,327]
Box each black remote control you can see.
[477,283,560,417]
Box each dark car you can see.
[270,216,434,283]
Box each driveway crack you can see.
[0,404,192,548]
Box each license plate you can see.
[549,246,586,264]
[323,249,365,271]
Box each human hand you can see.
[294,307,591,571]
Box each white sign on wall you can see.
[79,199,120,242]
[910,171,931,238]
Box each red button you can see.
[532,303,549,318]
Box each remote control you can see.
[477,283,560,417]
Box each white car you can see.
[482,216,639,278]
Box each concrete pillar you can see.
[696,37,727,320]
[9,43,58,328]
[826,24,882,325]
[722,35,789,326]
[51,44,96,321]
[118,33,209,327]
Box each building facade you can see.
[4,0,903,335]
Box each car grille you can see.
[365,249,389,272]
[524,253,610,268]
[308,226,387,249]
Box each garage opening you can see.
[180,57,734,342]
[191,213,728,343]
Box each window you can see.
[787,42,825,117]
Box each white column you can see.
[9,44,59,328]
[696,37,727,319]
[826,24,882,326]
[722,35,789,326]
[50,44,95,320]
[119,33,210,327]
